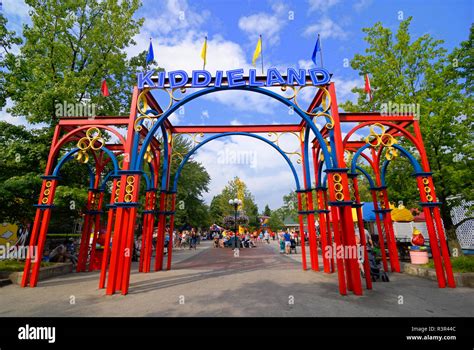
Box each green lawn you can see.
[424,255,474,273]
[0,259,54,272]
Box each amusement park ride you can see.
[20,67,455,297]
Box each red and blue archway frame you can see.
[21,76,455,298]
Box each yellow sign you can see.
[0,223,18,246]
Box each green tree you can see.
[0,13,22,108]
[263,204,271,216]
[209,177,259,229]
[267,213,284,232]
[2,0,144,124]
[341,18,473,247]
[274,191,298,222]
[168,136,211,229]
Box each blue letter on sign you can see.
[308,68,330,86]
[191,70,212,87]
[248,69,264,87]
[227,69,245,87]
[137,70,155,89]
[287,68,306,86]
[169,70,188,88]
[266,68,286,86]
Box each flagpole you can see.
[260,34,264,75]
[203,36,207,70]
[318,34,323,68]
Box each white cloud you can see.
[353,0,373,12]
[308,0,340,13]
[141,0,210,36]
[331,76,362,103]
[0,98,44,129]
[303,17,348,39]
[238,2,288,46]
[2,0,31,19]
[192,135,303,209]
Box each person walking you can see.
[264,230,270,244]
[283,230,292,254]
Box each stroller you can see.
[367,247,389,282]
[289,239,297,254]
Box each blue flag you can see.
[311,35,321,66]
[146,40,154,64]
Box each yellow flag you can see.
[252,36,262,67]
[201,36,207,69]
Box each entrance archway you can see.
[21,76,455,298]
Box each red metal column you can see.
[121,175,141,295]
[139,191,151,272]
[99,178,118,289]
[166,192,177,270]
[29,178,59,287]
[154,190,167,271]
[105,177,127,295]
[296,192,308,271]
[21,182,47,287]
[432,206,456,287]
[88,190,104,272]
[327,82,362,295]
[370,189,389,272]
[323,190,335,272]
[380,189,400,272]
[316,188,331,273]
[143,192,157,273]
[351,176,372,290]
[300,139,318,270]
[77,191,93,272]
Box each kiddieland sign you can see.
[137,67,331,89]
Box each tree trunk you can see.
[440,200,464,257]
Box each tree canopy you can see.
[341,18,473,237]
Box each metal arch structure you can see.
[21,73,455,298]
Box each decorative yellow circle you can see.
[42,197,48,204]
[335,192,345,201]
[314,112,335,130]
[426,194,433,202]
[124,194,133,202]
[43,189,50,196]
[334,183,343,192]
[294,86,331,116]
[126,184,134,193]
[333,174,342,183]
[171,87,187,101]
[45,181,52,188]
[424,186,431,193]
[127,176,134,184]
[280,85,297,100]
[422,178,429,185]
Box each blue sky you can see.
[1,0,472,211]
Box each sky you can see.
[1,0,472,211]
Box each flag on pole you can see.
[311,34,321,66]
[201,36,208,69]
[101,79,109,97]
[364,74,372,101]
[146,39,154,65]
[252,35,262,67]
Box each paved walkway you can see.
[0,240,472,317]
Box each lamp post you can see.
[228,198,242,250]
